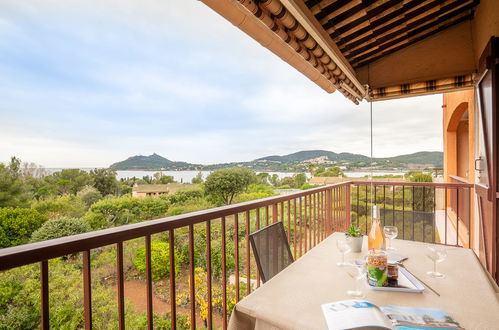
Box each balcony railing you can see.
[0,181,473,329]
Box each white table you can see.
[229,232,499,330]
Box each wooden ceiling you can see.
[303,0,479,69]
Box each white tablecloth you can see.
[229,232,499,330]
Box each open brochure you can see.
[321,300,463,330]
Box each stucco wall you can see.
[442,89,475,183]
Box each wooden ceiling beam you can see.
[320,1,374,27]
[339,0,448,52]
[334,0,422,46]
[314,0,355,21]
[307,0,337,16]
[327,0,403,36]
[344,0,478,58]
[349,12,473,63]
[352,13,474,68]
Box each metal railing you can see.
[0,181,473,329]
[350,181,473,247]
[0,183,349,330]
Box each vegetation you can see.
[0,159,284,328]
[0,157,31,208]
[313,166,344,177]
[204,168,256,205]
[84,196,171,229]
[0,208,47,248]
[344,224,362,238]
[134,240,180,280]
[30,217,91,243]
[0,155,439,329]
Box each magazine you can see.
[321,300,463,330]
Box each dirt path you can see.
[114,280,222,328]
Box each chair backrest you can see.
[249,222,294,283]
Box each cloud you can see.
[0,0,443,167]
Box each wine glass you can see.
[383,226,398,250]
[345,262,367,298]
[336,238,351,266]
[426,245,447,278]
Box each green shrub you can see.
[165,199,213,217]
[0,260,130,329]
[247,184,274,194]
[0,208,47,248]
[30,217,91,242]
[134,312,190,330]
[300,183,321,190]
[161,187,204,205]
[133,240,182,281]
[234,191,275,203]
[77,186,103,207]
[174,225,235,277]
[31,195,87,218]
[84,196,170,229]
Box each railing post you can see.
[326,189,333,235]
[345,184,351,229]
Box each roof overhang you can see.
[201,0,498,103]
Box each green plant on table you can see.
[344,224,362,238]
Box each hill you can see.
[256,150,369,163]
[110,153,193,170]
[386,151,443,167]
[109,150,443,171]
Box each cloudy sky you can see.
[0,0,443,168]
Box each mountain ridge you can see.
[110,150,443,171]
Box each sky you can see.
[0,0,443,168]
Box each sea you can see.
[45,168,406,182]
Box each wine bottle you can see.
[368,205,385,250]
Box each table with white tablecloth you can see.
[229,232,499,330]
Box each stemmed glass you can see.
[426,245,447,278]
[336,238,351,266]
[345,262,367,298]
[383,226,398,250]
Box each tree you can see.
[77,186,103,206]
[191,172,203,184]
[0,208,47,248]
[270,174,280,187]
[256,172,270,185]
[204,168,256,205]
[152,172,174,184]
[158,175,174,184]
[307,163,317,176]
[406,171,433,211]
[141,175,153,184]
[44,169,92,195]
[0,157,30,207]
[279,177,295,187]
[30,217,91,242]
[405,171,432,183]
[293,173,307,188]
[19,161,48,179]
[89,169,118,196]
[314,166,344,177]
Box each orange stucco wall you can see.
[442,89,475,183]
[443,89,477,250]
